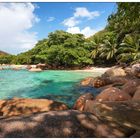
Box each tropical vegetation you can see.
[0,3,140,68]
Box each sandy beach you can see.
[0,64,111,74]
[74,67,110,73]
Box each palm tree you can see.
[90,36,102,58]
[117,34,140,62]
[99,38,117,60]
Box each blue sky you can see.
[0,2,117,54]
[32,2,116,40]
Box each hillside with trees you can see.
[0,3,139,68]
[0,51,9,56]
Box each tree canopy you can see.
[0,3,139,67]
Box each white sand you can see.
[73,67,110,73]
[0,65,111,74]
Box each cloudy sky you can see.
[0,2,116,54]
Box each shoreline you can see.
[0,64,111,73]
[73,67,110,73]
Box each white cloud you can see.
[0,3,39,54]
[62,7,100,27]
[81,26,98,37]
[67,26,80,33]
[47,17,55,22]
[67,26,100,38]
[62,17,80,27]
[74,7,100,20]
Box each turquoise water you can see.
[0,70,102,106]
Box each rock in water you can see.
[95,87,131,102]
[0,98,68,117]
[80,77,94,86]
[26,65,32,70]
[36,63,47,70]
[73,93,94,111]
[92,77,106,88]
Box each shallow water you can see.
[0,70,102,106]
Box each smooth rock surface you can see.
[102,68,126,77]
[95,87,131,102]
[84,100,140,131]
[36,63,47,70]
[0,110,135,138]
[0,98,68,117]
[122,79,140,96]
[132,86,140,100]
[80,77,94,86]
[73,93,94,111]
[131,63,140,78]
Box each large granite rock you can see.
[95,87,131,102]
[122,79,140,96]
[130,131,140,138]
[131,63,140,78]
[92,77,107,88]
[73,93,94,111]
[102,68,126,78]
[132,86,140,100]
[0,98,68,117]
[106,76,128,85]
[84,100,140,131]
[80,77,94,86]
[26,65,32,70]
[0,110,135,138]
[36,63,47,70]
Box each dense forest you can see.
[0,3,140,68]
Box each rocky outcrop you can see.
[122,79,140,96]
[0,98,68,117]
[0,110,135,138]
[80,77,94,86]
[84,100,140,131]
[80,66,140,100]
[26,65,32,70]
[73,93,94,111]
[131,63,140,78]
[102,68,126,77]
[130,131,140,138]
[95,87,131,102]
[92,77,106,88]
[36,63,47,70]
[132,86,140,100]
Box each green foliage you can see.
[1,3,139,67]
[88,3,140,65]
[117,34,140,63]
[8,30,93,68]
[0,55,15,64]
[107,3,140,44]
